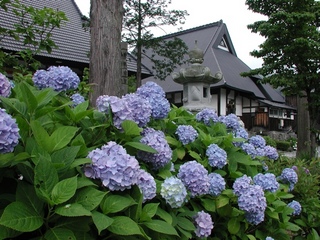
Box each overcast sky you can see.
[74,0,266,69]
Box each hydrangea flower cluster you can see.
[175,125,198,145]
[208,173,226,196]
[233,175,253,197]
[70,93,85,107]
[266,237,274,240]
[0,108,20,153]
[160,176,187,208]
[0,73,11,97]
[177,161,210,197]
[33,66,80,91]
[136,169,156,202]
[136,81,170,119]
[240,143,257,159]
[264,145,279,160]
[249,135,266,148]
[287,200,302,216]
[253,173,279,192]
[232,127,249,147]
[238,185,267,225]
[138,128,172,170]
[220,113,240,130]
[206,143,227,169]
[84,141,140,191]
[195,108,219,125]
[193,211,214,238]
[279,168,298,191]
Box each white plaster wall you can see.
[220,89,226,116]
[236,95,242,116]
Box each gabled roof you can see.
[141,20,286,103]
[0,0,152,76]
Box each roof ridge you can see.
[72,0,87,18]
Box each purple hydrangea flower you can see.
[70,93,85,107]
[177,160,210,197]
[0,108,20,153]
[0,73,11,97]
[136,82,170,119]
[138,128,172,170]
[84,141,140,191]
[233,127,249,139]
[255,147,265,157]
[245,211,265,225]
[96,95,120,113]
[208,173,226,196]
[175,125,198,145]
[266,237,274,240]
[33,66,80,91]
[241,143,257,158]
[136,169,156,202]
[287,200,302,216]
[194,211,214,238]
[249,135,266,148]
[279,168,298,191]
[206,143,227,169]
[195,108,219,125]
[253,173,279,192]
[233,175,253,197]
[160,176,187,208]
[221,113,241,130]
[264,145,279,160]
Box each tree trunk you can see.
[89,0,124,104]
[296,94,311,157]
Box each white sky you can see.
[74,0,266,69]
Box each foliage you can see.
[0,67,311,239]
[263,136,276,148]
[275,140,291,151]
[0,0,68,74]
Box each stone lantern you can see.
[172,41,222,112]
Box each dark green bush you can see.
[276,140,291,151]
[263,136,277,148]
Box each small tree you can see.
[123,0,189,88]
[243,0,320,157]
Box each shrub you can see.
[276,140,291,151]
[263,135,277,148]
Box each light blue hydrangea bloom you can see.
[206,143,227,169]
[194,211,214,238]
[233,127,249,147]
[84,141,140,191]
[241,143,257,158]
[0,73,11,97]
[264,145,279,160]
[253,173,279,192]
[70,93,85,107]
[208,173,226,196]
[233,175,253,197]
[266,237,274,240]
[178,160,210,197]
[0,108,20,153]
[33,66,80,91]
[249,135,266,148]
[160,176,187,208]
[175,125,198,145]
[136,169,156,202]
[245,211,265,225]
[195,108,219,125]
[287,200,302,216]
[279,167,298,191]
[221,113,241,130]
[136,81,170,119]
[138,128,172,170]
[255,147,265,157]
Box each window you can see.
[218,37,230,52]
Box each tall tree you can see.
[89,0,124,103]
[123,0,189,88]
[243,0,320,157]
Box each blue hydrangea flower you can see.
[70,93,85,107]
[160,176,187,208]
[208,173,226,196]
[177,160,210,197]
[241,143,257,158]
[233,127,249,139]
[0,108,20,153]
[222,113,241,130]
[194,211,214,238]
[136,169,156,202]
[255,147,265,157]
[138,128,172,170]
[253,173,279,192]
[266,237,274,240]
[136,82,170,119]
[233,175,253,197]
[279,168,298,191]
[84,141,140,191]
[287,200,302,216]
[206,143,227,169]
[195,108,219,125]
[245,211,265,225]
[249,135,266,148]
[264,145,279,160]
[96,95,120,113]
[0,73,11,97]
[33,66,80,91]
[175,125,198,145]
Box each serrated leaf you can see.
[216,195,229,208]
[156,207,173,224]
[20,81,38,112]
[125,141,158,153]
[92,211,114,234]
[176,147,186,159]
[177,217,195,231]
[0,201,43,232]
[51,146,80,173]
[108,216,143,236]
[143,220,179,236]
[51,176,77,205]
[44,228,76,240]
[142,203,159,219]
[247,234,256,240]
[101,194,136,214]
[227,218,240,234]
[0,225,20,239]
[77,177,98,189]
[75,187,107,211]
[201,198,216,212]
[55,203,92,217]
[16,181,44,214]
[121,120,141,136]
[30,120,51,152]
[49,126,78,152]
[188,150,201,161]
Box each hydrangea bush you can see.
[0,70,311,239]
